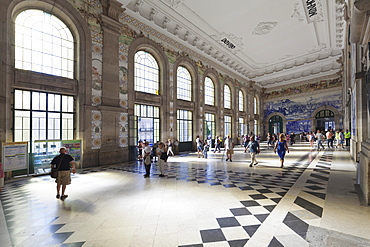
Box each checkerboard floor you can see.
[1,142,369,247]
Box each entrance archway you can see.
[315,109,335,131]
[269,115,283,134]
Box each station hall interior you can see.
[1,0,370,246]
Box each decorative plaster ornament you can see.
[252,22,277,35]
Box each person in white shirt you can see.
[196,135,203,158]
[315,130,325,151]
[142,141,152,178]
[224,135,234,162]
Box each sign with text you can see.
[61,140,81,162]
[303,0,322,23]
[2,142,28,172]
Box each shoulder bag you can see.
[50,155,64,178]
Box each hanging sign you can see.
[303,0,323,23]
[221,38,236,49]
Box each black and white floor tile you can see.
[0,143,369,247]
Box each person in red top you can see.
[50,147,76,201]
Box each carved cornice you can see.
[101,0,125,21]
[162,0,185,9]
[120,13,255,88]
[101,14,123,34]
[124,0,345,90]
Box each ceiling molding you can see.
[121,0,346,89]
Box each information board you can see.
[61,140,82,168]
[2,142,28,172]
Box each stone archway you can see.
[265,112,287,135]
[311,106,341,131]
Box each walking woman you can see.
[167,139,174,156]
[308,131,315,148]
[274,133,290,168]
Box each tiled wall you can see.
[264,91,342,134]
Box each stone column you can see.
[98,1,127,165]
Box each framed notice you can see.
[2,142,28,172]
[61,140,82,169]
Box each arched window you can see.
[15,9,74,78]
[204,77,214,106]
[254,96,258,114]
[239,90,244,111]
[134,51,159,95]
[315,109,335,131]
[315,110,334,118]
[224,85,231,109]
[177,66,192,101]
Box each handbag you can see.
[50,155,64,178]
[144,151,151,165]
[160,152,168,161]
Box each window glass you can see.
[224,116,232,136]
[134,104,160,143]
[134,51,159,95]
[204,77,214,106]
[15,9,74,78]
[239,117,244,137]
[14,89,74,142]
[239,90,244,111]
[254,97,258,114]
[204,113,215,140]
[177,109,193,142]
[177,66,192,101]
[224,85,231,109]
[254,120,258,135]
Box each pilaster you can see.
[98,1,127,165]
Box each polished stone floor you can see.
[0,141,370,247]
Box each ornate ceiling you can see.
[119,0,346,88]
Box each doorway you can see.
[268,115,283,134]
[315,110,335,131]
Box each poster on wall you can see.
[61,140,81,162]
[2,142,28,172]
[351,86,356,137]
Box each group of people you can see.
[137,139,177,178]
[46,128,351,200]
[197,128,350,168]
[196,135,235,160]
[245,133,289,168]
[306,129,351,150]
[195,133,290,168]
[266,132,296,148]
